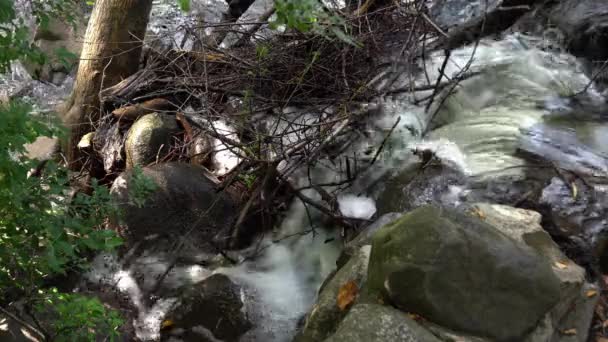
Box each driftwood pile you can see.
[83,0,463,244]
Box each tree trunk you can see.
[62,0,153,169]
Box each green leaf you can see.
[0,0,15,23]
[178,0,190,12]
[104,236,123,249]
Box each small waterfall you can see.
[83,32,608,341]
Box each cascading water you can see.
[83,32,608,342]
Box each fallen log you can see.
[112,98,177,121]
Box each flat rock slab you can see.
[325,304,441,342]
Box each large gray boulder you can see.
[367,205,561,341]
[324,304,441,342]
[111,163,240,246]
[549,0,608,62]
[428,0,537,48]
[125,113,179,169]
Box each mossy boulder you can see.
[367,205,561,341]
[125,113,179,169]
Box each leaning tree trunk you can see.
[62,0,153,169]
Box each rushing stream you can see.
[79,32,608,341]
[5,1,608,339]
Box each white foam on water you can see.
[410,138,470,175]
[210,120,242,176]
[84,33,608,342]
[216,199,341,341]
[338,194,377,219]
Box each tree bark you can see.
[62,0,153,169]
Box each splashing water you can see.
[83,33,608,341]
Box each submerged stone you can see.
[166,274,252,342]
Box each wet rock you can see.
[519,123,608,264]
[0,62,34,104]
[367,205,561,341]
[389,35,599,212]
[519,124,608,182]
[377,164,467,213]
[429,0,536,48]
[124,113,179,169]
[324,304,441,342]
[146,0,229,50]
[430,0,503,29]
[220,0,274,48]
[539,177,605,237]
[549,0,608,62]
[111,163,240,246]
[296,245,371,342]
[470,203,598,342]
[25,76,75,114]
[166,274,252,342]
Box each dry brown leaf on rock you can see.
[469,206,485,220]
[337,280,359,311]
